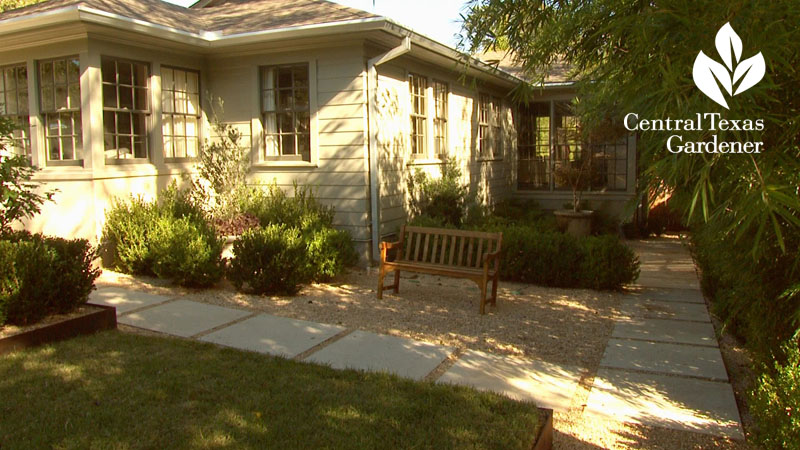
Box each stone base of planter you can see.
[0,303,117,355]
[532,407,553,450]
[554,210,594,237]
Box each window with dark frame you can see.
[491,96,503,158]
[102,57,150,161]
[261,64,310,162]
[409,73,427,156]
[39,57,82,162]
[162,67,200,159]
[517,102,550,190]
[0,63,31,159]
[433,80,448,157]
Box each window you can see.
[516,100,629,192]
[39,57,82,162]
[102,57,150,161]
[161,67,200,159]
[478,94,502,158]
[491,96,503,158]
[261,64,310,162]
[433,80,448,157]
[517,102,550,190]
[0,64,31,158]
[409,73,427,156]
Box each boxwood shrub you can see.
[228,225,309,295]
[0,232,100,326]
[101,182,223,287]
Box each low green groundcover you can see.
[0,331,541,449]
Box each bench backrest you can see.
[397,225,502,269]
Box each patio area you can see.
[91,236,753,449]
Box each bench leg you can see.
[479,279,488,315]
[491,275,498,306]
[393,270,401,293]
[377,267,386,299]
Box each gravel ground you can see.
[95,268,756,450]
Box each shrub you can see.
[0,233,99,326]
[749,336,800,450]
[579,234,640,289]
[150,216,223,287]
[240,182,335,230]
[101,181,223,287]
[305,227,359,282]
[407,158,475,227]
[228,225,309,295]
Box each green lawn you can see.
[0,331,540,449]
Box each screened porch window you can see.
[261,64,310,162]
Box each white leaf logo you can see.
[692,22,765,109]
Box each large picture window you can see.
[102,57,150,161]
[409,73,427,156]
[161,67,200,159]
[433,80,448,157]
[0,63,31,158]
[261,64,310,162]
[39,57,82,162]
[517,100,629,192]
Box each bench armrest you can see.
[482,250,502,273]
[380,240,403,262]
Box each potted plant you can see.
[553,150,595,237]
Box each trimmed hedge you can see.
[101,182,223,287]
[228,225,308,295]
[0,232,100,326]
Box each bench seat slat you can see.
[382,261,498,278]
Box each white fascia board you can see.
[0,6,81,34]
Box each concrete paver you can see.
[437,349,582,412]
[305,330,453,381]
[89,287,172,314]
[118,299,251,337]
[585,368,743,439]
[619,298,711,322]
[600,339,728,381]
[612,317,717,346]
[200,314,345,358]
[629,287,706,304]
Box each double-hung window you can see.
[261,64,311,162]
[478,94,503,159]
[39,57,82,163]
[0,63,31,159]
[433,80,448,157]
[409,73,427,156]
[102,57,150,161]
[162,67,200,159]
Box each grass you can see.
[0,331,541,449]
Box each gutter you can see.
[366,36,412,263]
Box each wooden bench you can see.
[377,225,503,314]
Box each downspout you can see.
[367,36,411,263]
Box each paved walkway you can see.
[89,237,742,439]
[584,238,743,439]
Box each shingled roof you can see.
[478,49,575,85]
[0,0,379,35]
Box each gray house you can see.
[0,0,637,262]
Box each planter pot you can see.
[0,303,117,355]
[554,210,594,237]
[532,407,554,450]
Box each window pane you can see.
[277,68,292,88]
[162,115,173,137]
[188,94,199,115]
[296,112,309,134]
[103,84,116,108]
[186,116,197,138]
[49,137,60,160]
[119,87,133,109]
[174,115,185,136]
[134,87,147,111]
[261,64,309,159]
[54,59,66,84]
[55,85,67,109]
[133,113,146,137]
[187,138,197,158]
[101,59,116,83]
[133,63,147,87]
[68,83,79,110]
[162,90,174,113]
[118,62,132,86]
[118,112,131,134]
[174,137,186,158]
[164,136,173,158]
[277,112,292,133]
[68,59,80,84]
[6,91,17,114]
[104,111,117,135]
[281,134,295,155]
[262,89,275,112]
[60,137,74,159]
[186,71,198,93]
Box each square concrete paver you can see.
[601,339,728,381]
[612,318,717,346]
[305,330,453,381]
[631,288,706,304]
[438,350,582,412]
[620,298,711,322]
[89,287,172,315]
[200,314,345,358]
[585,368,743,439]
[118,300,250,337]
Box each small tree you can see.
[189,95,251,219]
[0,118,55,235]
